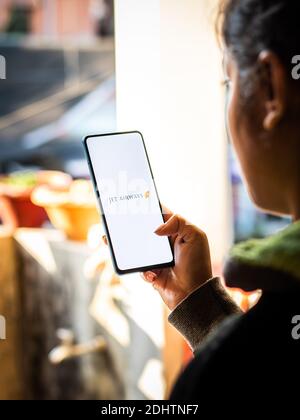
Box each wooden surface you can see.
[0,230,24,400]
[163,307,184,398]
[0,228,184,400]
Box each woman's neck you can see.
[293,212,300,222]
[288,181,300,222]
[291,198,300,222]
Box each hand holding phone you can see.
[141,210,213,310]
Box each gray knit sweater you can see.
[168,277,242,352]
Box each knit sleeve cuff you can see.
[168,277,242,352]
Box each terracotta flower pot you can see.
[31,180,100,241]
[44,204,100,241]
[0,171,72,229]
[2,195,48,228]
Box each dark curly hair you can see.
[220,0,299,70]
[218,0,300,102]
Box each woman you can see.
[141,0,300,406]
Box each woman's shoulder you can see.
[170,291,300,401]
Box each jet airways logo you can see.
[109,190,150,205]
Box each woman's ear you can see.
[258,50,287,131]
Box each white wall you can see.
[113,0,234,400]
[114,0,233,264]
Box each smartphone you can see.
[83,131,174,275]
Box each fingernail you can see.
[154,224,165,234]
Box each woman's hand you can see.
[141,208,212,310]
[102,207,212,310]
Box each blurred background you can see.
[0,0,115,176]
[0,0,289,400]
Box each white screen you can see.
[86,132,173,272]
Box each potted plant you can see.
[0,171,72,230]
[31,179,100,241]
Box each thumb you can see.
[154,214,186,236]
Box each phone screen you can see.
[84,131,174,274]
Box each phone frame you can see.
[83,131,175,275]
